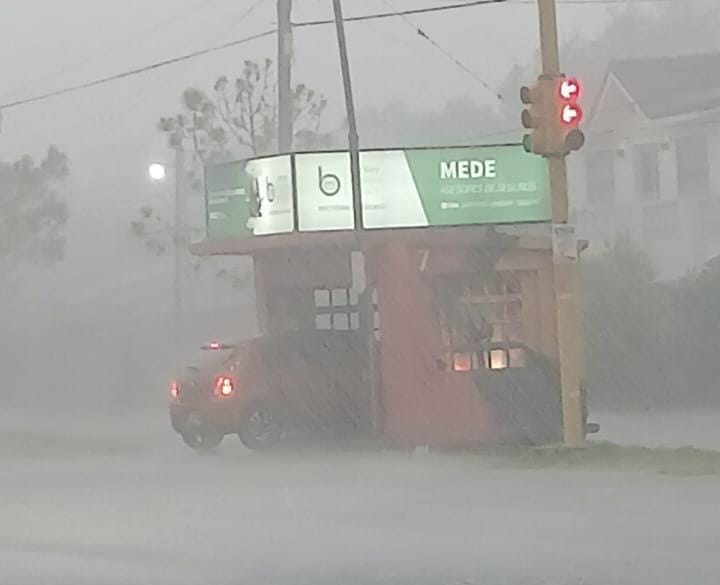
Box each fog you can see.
[2,0,720,583]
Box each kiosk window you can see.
[314,288,360,331]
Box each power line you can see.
[0,0,250,103]
[0,0,507,111]
[0,0,681,113]
[293,0,509,27]
[510,0,676,3]
[213,0,271,45]
[434,0,677,4]
[378,0,504,102]
[0,29,276,111]
[295,0,679,28]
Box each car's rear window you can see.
[185,348,236,372]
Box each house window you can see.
[314,287,360,331]
[437,274,525,372]
[677,135,709,198]
[586,151,616,204]
[314,289,330,308]
[634,143,660,200]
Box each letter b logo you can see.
[318,166,341,197]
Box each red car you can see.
[169,331,369,450]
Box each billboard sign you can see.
[295,152,354,232]
[368,145,551,228]
[205,154,293,239]
[204,145,550,238]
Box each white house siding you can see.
[571,69,720,279]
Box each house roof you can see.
[608,53,720,119]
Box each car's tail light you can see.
[215,376,234,398]
[170,380,180,400]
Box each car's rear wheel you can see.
[238,403,281,450]
[180,429,223,451]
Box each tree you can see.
[157,58,331,166]
[498,0,720,113]
[580,237,720,411]
[664,255,720,408]
[583,238,675,410]
[134,59,332,254]
[0,146,69,291]
[133,59,333,290]
[358,97,510,149]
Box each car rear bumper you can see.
[169,401,239,436]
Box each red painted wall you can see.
[374,243,498,448]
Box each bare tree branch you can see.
[191,112,207,164]
[156,58,328,165]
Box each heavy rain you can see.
[1,0,720,583]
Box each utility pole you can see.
[331,0,362,231]
[332,0,382,439]
[536,0,585,447]
[277,0,294,152]
[174,144,188,338]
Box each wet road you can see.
[1,414,719,585]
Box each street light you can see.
[148,162,168,182]
[147,151,187,344]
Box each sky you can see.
[0,0,615,307]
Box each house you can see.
[569,52,720,278]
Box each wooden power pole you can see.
[277,0,293,152]
[537,0,586,447]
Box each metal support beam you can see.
[332,0,382,439]
[331,0,363,232]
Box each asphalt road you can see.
[1,413,719,585]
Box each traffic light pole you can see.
[536,0,585,447]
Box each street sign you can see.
[204,145,551,239]
[552,224,578,264]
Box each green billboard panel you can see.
[205,145,550,239]
[362,145,551,229]
[205,155,293,239]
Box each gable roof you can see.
[608,52,720,119]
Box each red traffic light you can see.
[561,103,583,126]
[521,75,584,156]
[559,77,581,101]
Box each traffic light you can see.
[521,75,585,157]
[555,76,585,154]
[520,78,553,156]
